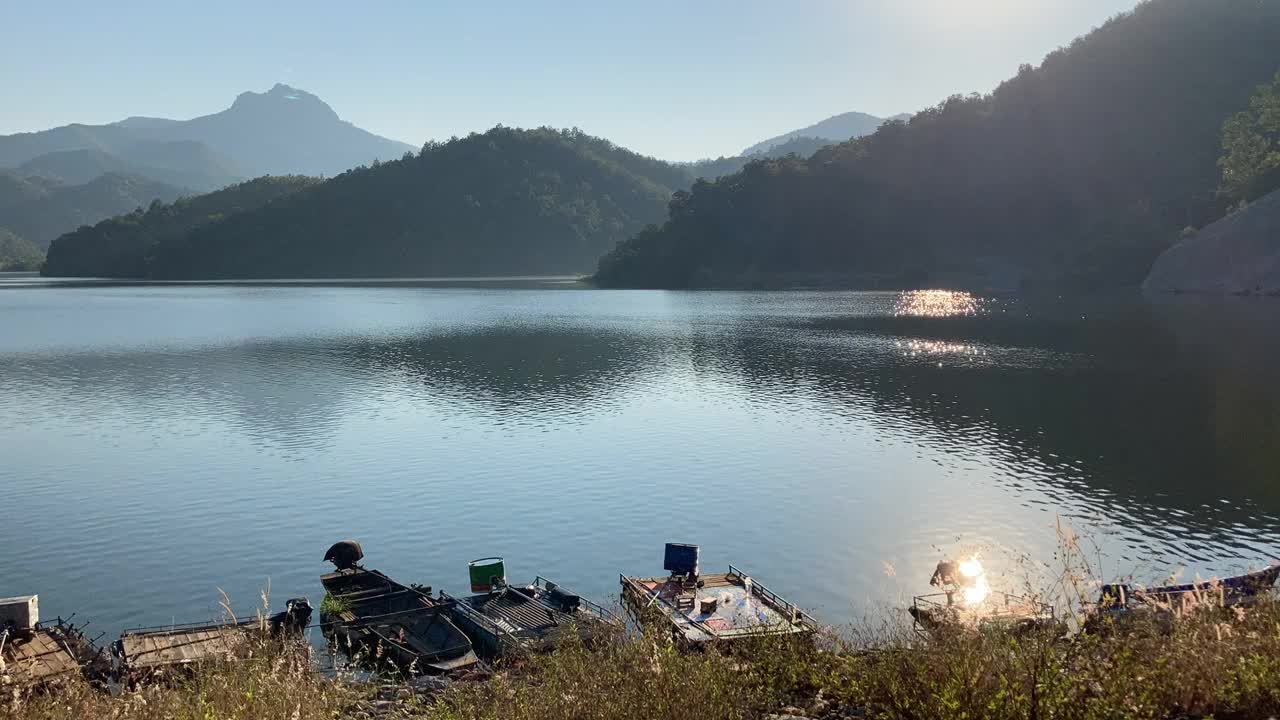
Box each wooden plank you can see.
[2,629,78,683]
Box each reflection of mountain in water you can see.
[680,294,1280,554]
[333,326,660,419]
[3,342,357,456]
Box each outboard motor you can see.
[270,598,314,635]
[547,585,582,613]
[324,540,364,570]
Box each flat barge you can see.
[620,544,815,646]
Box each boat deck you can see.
[621,566,813,644]
[320,568,479,674]
[461,590,556,639]
[117,621,254,671]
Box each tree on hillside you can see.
[1221,73,1280,204]
[0,228,43,271]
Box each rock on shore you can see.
[1143,189,1280,295]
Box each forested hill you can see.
[42,176,319,278]
[49,127,688,279]
[595,0,1280,290]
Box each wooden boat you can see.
[114,598,311,681]
[443,575,620,658]
[1096,565,1280,610]
[1,617,106,687]
[320,559,479,675]
[1085,565,1280,632]
[909,591,1056,635]
[620,544,815,647]
[908,557,1057,635]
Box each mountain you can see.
[1,172,186,249]
[47,127,683,279]
[0,169,60,208]
[113,117,182,131]
[684,135,850,182]
[131,84,415,178]
[595,0,1280,290]
[43,176,319,278]
[741,111,907,156]
[17,144,240,190]
[0,228,43,271]
[0,83,414,183]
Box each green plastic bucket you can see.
[469,557,506,593]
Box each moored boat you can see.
[908,557,1056,635]
[620,543,815,647]
[1085,564,1280,632]
[319,540,479,675]
[1097,564,1280,610]
[114,598,311,682]
[442,557,620,658]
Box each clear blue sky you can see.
[1,0,1136,160]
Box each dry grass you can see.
[4,641,356,720]
[7,526,1280,720]
[6,600,1280,720]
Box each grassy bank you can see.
[8,597,1280,720]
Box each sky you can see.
[1,0,1137,161]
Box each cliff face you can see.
[1144,189,1280,295]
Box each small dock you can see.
[2,622,100,685]
[1,596,104,686]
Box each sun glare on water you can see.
[960,555,991,606]
[893,289,982,318]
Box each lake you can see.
[2,276,1279,637]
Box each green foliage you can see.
[318,592,350,617]
[134,127,684,279]
[41,176,319,277]
[1220,73,1280,204]
[0,228,43,271]
[597,0,1280,290]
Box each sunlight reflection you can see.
[893,289,982,318]
[895,338,988,358]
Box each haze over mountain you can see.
[741,111,909,156]
[1,84,414,253]
[0,171,186,249]
[16,146,237,190]
[125,84,416,178]
[0,84,414,185]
